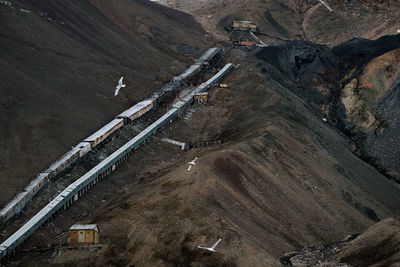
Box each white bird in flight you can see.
[318,0,333,12]
[187,157,198,171]
[197,238,222,252]
[114,77,126,96]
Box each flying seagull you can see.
[114,77,126,96]
[197,238,222,252]
[318,0,333,12]
[187,157,198,171]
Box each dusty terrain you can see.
[10,49,400,266]
[0,0,209,205]
[157,0,400,46]
[281,217,400,266]
[2,0,400,266]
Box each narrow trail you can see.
[301,3,321,41]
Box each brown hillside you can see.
[15,48,400,266]
[0,0,208,205]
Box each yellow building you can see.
[219,83,230,88]
[68,224,100,245]
[194,92,208,103]
[231,21,257,31]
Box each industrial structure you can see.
[0,62,233,261]
[193,92,209,103]
[219,83,229,88]
[0,47,221,225]
[68,224,100,245]
[231,21,257,32]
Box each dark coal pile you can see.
[332,35,400,78]
[256,36,400,182]
[255,41,340,116]
[364,74,400,181]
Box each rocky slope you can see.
[0,0,208,205]
[256,35,400,182]
[13,46,400,266]
[281,217,400,266]
[157,0,400,46]
[2,1,400,266]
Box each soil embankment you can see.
[2,1,400,266]
[0,0,208,206]
[256,34,400,182]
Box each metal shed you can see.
[68,224,99,245]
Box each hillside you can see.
[157,0,400,46]
[0,0,208,205]
[13,42,400,267]
[2,0,400,266]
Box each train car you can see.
[46,146,82,179]
[117,100,154,123]
[197,47,220,63]
[76,142,91,157]
[199,63,233,92]
[178,63,202,80]
[0,171,51,223]
[84,118,124,149]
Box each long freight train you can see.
[0,47,221,224]
[0,63,233,261]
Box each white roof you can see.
[199,47,219,62]
[180,64,201,79]
[46,146,81,172]
[84,118,123,142]
[69,224,99,231]
[117,100,153,118]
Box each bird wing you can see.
[211,238,221,249]
[119,77,124,85]
[187,165,192,171]
[114,87,120,96]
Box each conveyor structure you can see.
[0,62,233,261]
[0,47,222,225]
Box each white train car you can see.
[197,47,220,63]
[178,63,202,80]
[0,141,92,224]
[0,172,49,223]
[199,63,233,92]
[46,146,82,179]
[76,142,91,157]
[117,100,154,123]
[84,118,124,149]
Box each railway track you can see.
[0,47,222,225]
[0,107,164,244]
[0,55,233,261]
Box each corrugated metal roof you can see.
[84,118,123,142]
[199,47,220,62]
[180,64,201,79]
[117,100,153,118]
[69,224,98,231]
[46,146,81,172]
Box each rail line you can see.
[0,47,221,225]
[0,63,233,261]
